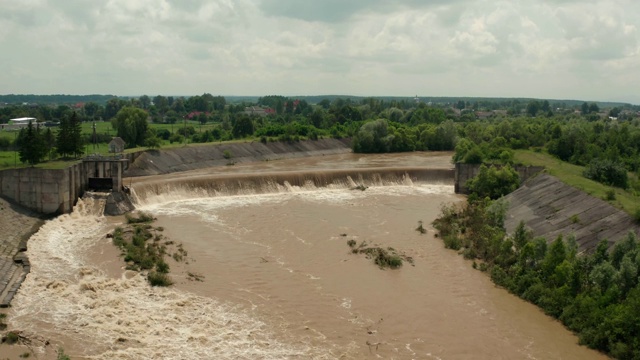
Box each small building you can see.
[242,106,275,116]
[108,137,126,153]
[9,117,37,125]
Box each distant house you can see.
[108,137,126,153]
[9,117,37,125]
[242,106,275,116]
[475,111,494,120]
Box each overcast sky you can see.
[1,0,639,104]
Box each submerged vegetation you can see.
[347,239,412,269]
[110,211,187,287]
[433,194,640,359]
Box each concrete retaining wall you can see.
[0,165,82,214]
[454,163,545,194]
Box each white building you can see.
[9,117,37,125]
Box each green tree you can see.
[57,112,83,158]
[526,100,540,117]
[113,107,149,147]
[231,115,254,138]
[466,164,520,199]
[352,119,393,153]
[18,121,47,166]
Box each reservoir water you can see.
[7,153,607,359]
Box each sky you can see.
[1,0,639,104]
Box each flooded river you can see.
[6,153,607,359]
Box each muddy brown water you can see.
[4,153,607,359]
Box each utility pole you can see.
[183,117,187,146]
[92,122,97,152]
[14,131,17,168]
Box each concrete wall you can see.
[0,164,83,214]
[0,159,127,215]
[454,163,545,194]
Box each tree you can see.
[352,119,393,153]
[466,164,520,199]
[44,127,55,160]
[144,133,162,149]
[83,102,101,120]
[139,95,151,109]
[113,107,149,147]
[526,100,540,117]
[57,112,83,158]
[231,115,254,138]
[18,121,47,166]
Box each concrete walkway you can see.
[0,197,43,307]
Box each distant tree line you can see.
[2,93,639,177]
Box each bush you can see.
[605,189,616,201]
[169,133,184,144]
[466,164,520,199]
[583,159,629,189]
[125,212,154,224]
[57,347,71,360]
[148,271,173,287]
[443,234,461,250]
[4,331,19,344]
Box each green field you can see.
[0,120,226,170]
[515,149,640,216]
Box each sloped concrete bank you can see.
[504,173,640,252]
[124,138,352,177]
[0,198,44,308]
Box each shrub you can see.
[57,348,71,360]
[148,271,173,287]
[223,150,232,159]
[605,189,616,201]
[570,214,581,224]
[169,133,184,144]
[466,164,520,199]
[4,331,19,344]
[443,234,461,250]
[583,159,629,189]
[156,260,170,273]
[125,212,154,224]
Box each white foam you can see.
[11,199,335,359]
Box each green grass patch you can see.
[515,150,640,216]
[111,214,182,287]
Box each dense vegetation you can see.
[433,195,640,359]
[2,93,640,197]
[110,212,186,287]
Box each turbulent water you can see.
[8,153,607,359]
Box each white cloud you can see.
[0,0,638,103]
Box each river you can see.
[6,153,607,359]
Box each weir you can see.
[130,167,455,204]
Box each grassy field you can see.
[0,120,224,170]
[515,149,640,217]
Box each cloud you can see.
[258,0,464,23]
[0,0,638,103]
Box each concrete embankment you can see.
[0,198,43,308]
[124,138,352,177]
[504,173,640,252]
